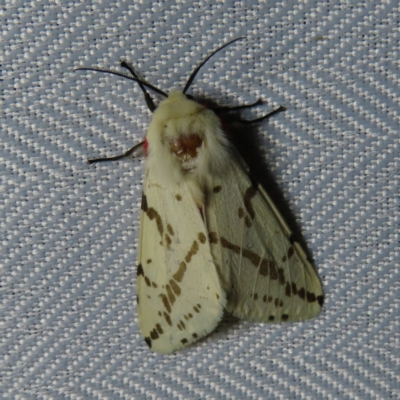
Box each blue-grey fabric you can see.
[2,1,399,399]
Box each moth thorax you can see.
[168,134,203,170]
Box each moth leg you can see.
[87,141,144,164]
[239,105,286,124]
[214,98,263,112]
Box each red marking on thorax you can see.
[144,138,149,157]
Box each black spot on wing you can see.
[213,185,222,193]
[243,185,257,220]
[198,232,206,243]
[147,207,164,236]
[167,224,174,235]
[209,232,218,244]
[141,193,148,212]
[173,262,186,282]
[150,329,159,340]
[307,292,316,303]
[185,240,199,263]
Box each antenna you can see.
[75,66,168,100]
[183,37,245,94]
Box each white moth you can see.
[77,38,324,354]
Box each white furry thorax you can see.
[145,91,232,205]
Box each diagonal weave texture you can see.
[2,1,399,399]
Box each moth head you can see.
[75,38,243,172]
[150,91,206,167]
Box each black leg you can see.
[213,98,263,113]
[88,141,144,164]
[239,105,286,124]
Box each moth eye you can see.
[185,94,195,101]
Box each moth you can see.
[77,38,324,354]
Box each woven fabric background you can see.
[2,1,399,399]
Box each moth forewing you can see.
[137,169,226,354]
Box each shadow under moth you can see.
[77,38,324,354]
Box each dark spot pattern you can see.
[259,260,277,278]
[141,194,148,212]
[150,329,159,340]
[173,262,186,282]
[137,264,144,277]
[181,338,188,345]
[307,292,316,303]
[166,284,175,305]
[145,337,152,348]
[209,232,218,244]
[169,279,181,296]
[147,208,164,237]
[221,237,278,279]
[282,246,295,262]
[177,320,186,330]
[142,193,165,237]
[185,240,199,263]
[281,314,289,321]
[167,224,174,235]
[175,194,182,201]
[213,185,222,193]
[164,312,172,326]
[165,234,172,248]
[243,185,257,220]
[198,232,206,243]
[161,294,171,313]
[156,324,163,334]
[219,237,322,305]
